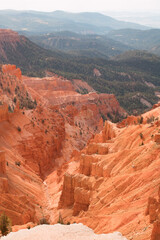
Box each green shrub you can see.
[13,97,17,103]
[138,116,143,124]
[15,161,21,167]
[0,213,12,236]
[139,141,144,146]
[139,132,143,139]
[57,212,64,224]
[39,218,49,225]
[17,126,21,132]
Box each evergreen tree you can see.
[0,213,11,236]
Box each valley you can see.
[0,64,160,240]
[0,64,125,225]
[0,8,160,240]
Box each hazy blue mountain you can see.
[104,11,160,29]
[107,29,160,56]
[0,10,149,35]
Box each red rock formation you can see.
[58,173,92,216]
[0,64,127,227]
[58,173,74,208]
[23,75,126,168]
[90,121,116,143]
[117,115,138,128]
[0,61,158,240]
[0,64,34,112]
[2,63,160,240]
[2,64,22,80]
[53,106,160,240]
[93,68,101,77]
[152,103,160,110]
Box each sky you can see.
[0,0,159,12]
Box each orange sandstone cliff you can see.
[1,65,160,240]
[0,65,126,227]
[44,104,160,240]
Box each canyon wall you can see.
[0,64,127,227]
[53,104,160,240]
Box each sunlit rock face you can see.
[55,105,160,240]
[0,64,126,227]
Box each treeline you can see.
[0,35,159,114]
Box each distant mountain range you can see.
[28,28,160,58]
[0,10,159,115]
[107,29,160,56]
[0,10,149,35]
[29,31,133,58]
[104,11,160,29]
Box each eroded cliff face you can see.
[0,64,126,227]
[23,75,126,166]
[0,64,36,111]
[45,104,160,240]
[1,64,160,240]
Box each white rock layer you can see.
[1,223,128,240]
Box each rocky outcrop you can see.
[58,173,93,216]
[102,121,116,141]
[79,154,100,176]
[58,173,75,208]
[86,143,108,155]
[117,115,138,128]
[2,64,22,80]
[90,120,116,143]
[0,64,35,111]
[93,68,101,77]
